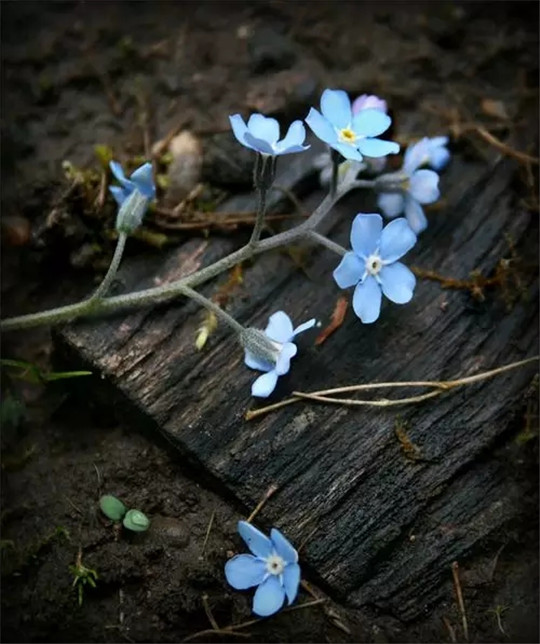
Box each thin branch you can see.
[91,233,128,300]
[307,230,347,256]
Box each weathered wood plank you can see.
[57,148,538,621]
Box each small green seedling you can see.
[123,509,150,532]
[69,549,98,606]
[99,494,127,521]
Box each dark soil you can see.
[1,1,538,642]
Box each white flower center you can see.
[266,554,285,576]
[366,253,383,276]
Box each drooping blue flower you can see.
[244,311,316,398]
[333,214,417,324]
[229,114,309,156]
[225,521,301,617]
[305,89,399,162]
[375,138,444,234]
[109,161,156,234]
[352,94,388,115]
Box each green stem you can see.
[90,233,128,301]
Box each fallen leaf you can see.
[315,296,348,345]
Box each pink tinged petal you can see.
[276,120,306,151]
[292,318,316,337]
[270,529,298,564]
[352,275,382,324]
[243,133,275,155]
[238,521,273,558]
[320,88,352,128]
[377,192,405,219]
[251,371,279,398]
[244,350,273,373]
[379,217,417,263]
[252,575,286,617]
[332,142,364,161]
[333,252,365,289]
[305,108,337,144]
[265,311,294,343]
[247,114,280,144]
[357,138,400,158]
[409,169,439,203]
[350,213,383,258]
[352,94,388,114]
[379,262,416,304]
[352,109,391,137]
[229,114,254,149]
[275,343,297,376]
[130,162,155,199]
[404,196,428,234]
[225,554,267,589]
[282,563,301,604]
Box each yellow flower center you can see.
[338,127,357,144]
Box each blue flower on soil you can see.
[376,137,446,234]
[244,311,316,398]
[333,214,417,324]
[109,161,156,205]
[225,521,301,617]
[305,88,399,162]
[229,114,310,156]
[109,161,156,234]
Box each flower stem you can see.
[307,230,347,256]
[330,149,340,197]
[249,185,267,247]
[90,232,128,301]
[178,285,244,334]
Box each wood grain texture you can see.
[58,148,538,621]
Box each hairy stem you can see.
[248,186,267,247]
[90,232,128,300]
[307,230,347,256]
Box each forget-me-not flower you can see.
[225,521,301,617]
[375,137,446,234]
[109,161,156,234]
[244,311,315,398]
[333,214,417,324]
[229,114,309,156]
[306,88,399,162]
[352,94,388,115]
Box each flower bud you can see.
[115,189,150,234]
[238,327,280,365]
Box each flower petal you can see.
[244,350,273,373]
[243,133,275,155]
[130,162,155,199]
[332,142,364,161]
[109,185,129,206]
[276,120,306,151]
[305,108,337,144]
[428,146,450,171]
[247,114,280,144]
[377,192,405,219]
[352,94,388,114]
[320,89,351,128]
[379,218,417,263]
[265,311,294,343]
[282,563,301,605]
[229,114,254,150]
[357,138,400,158]
[270,529,298,564]
[251,371,279,398]
[352,109,391,137]
[350,213,383,258]
[404,196,428,234]
[409,169,440,203]
[252,575,286,617]
[225,554,267,589]
[275,342,297,376]
[379,262,416,304]
[352,275,382,324]
[238,521,273,558]
[403,139,429,174]
[110,161,130,187]
[333,252,365,288]
[275,144,310,155]
[292,318,316,337]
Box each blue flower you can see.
[225,521,301,617]
[305,88,399,162]
[244,311,316,398]
[109,161,156,234]
[376,138,444,234]
[229,114,309,156]
[333,214,417,324]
